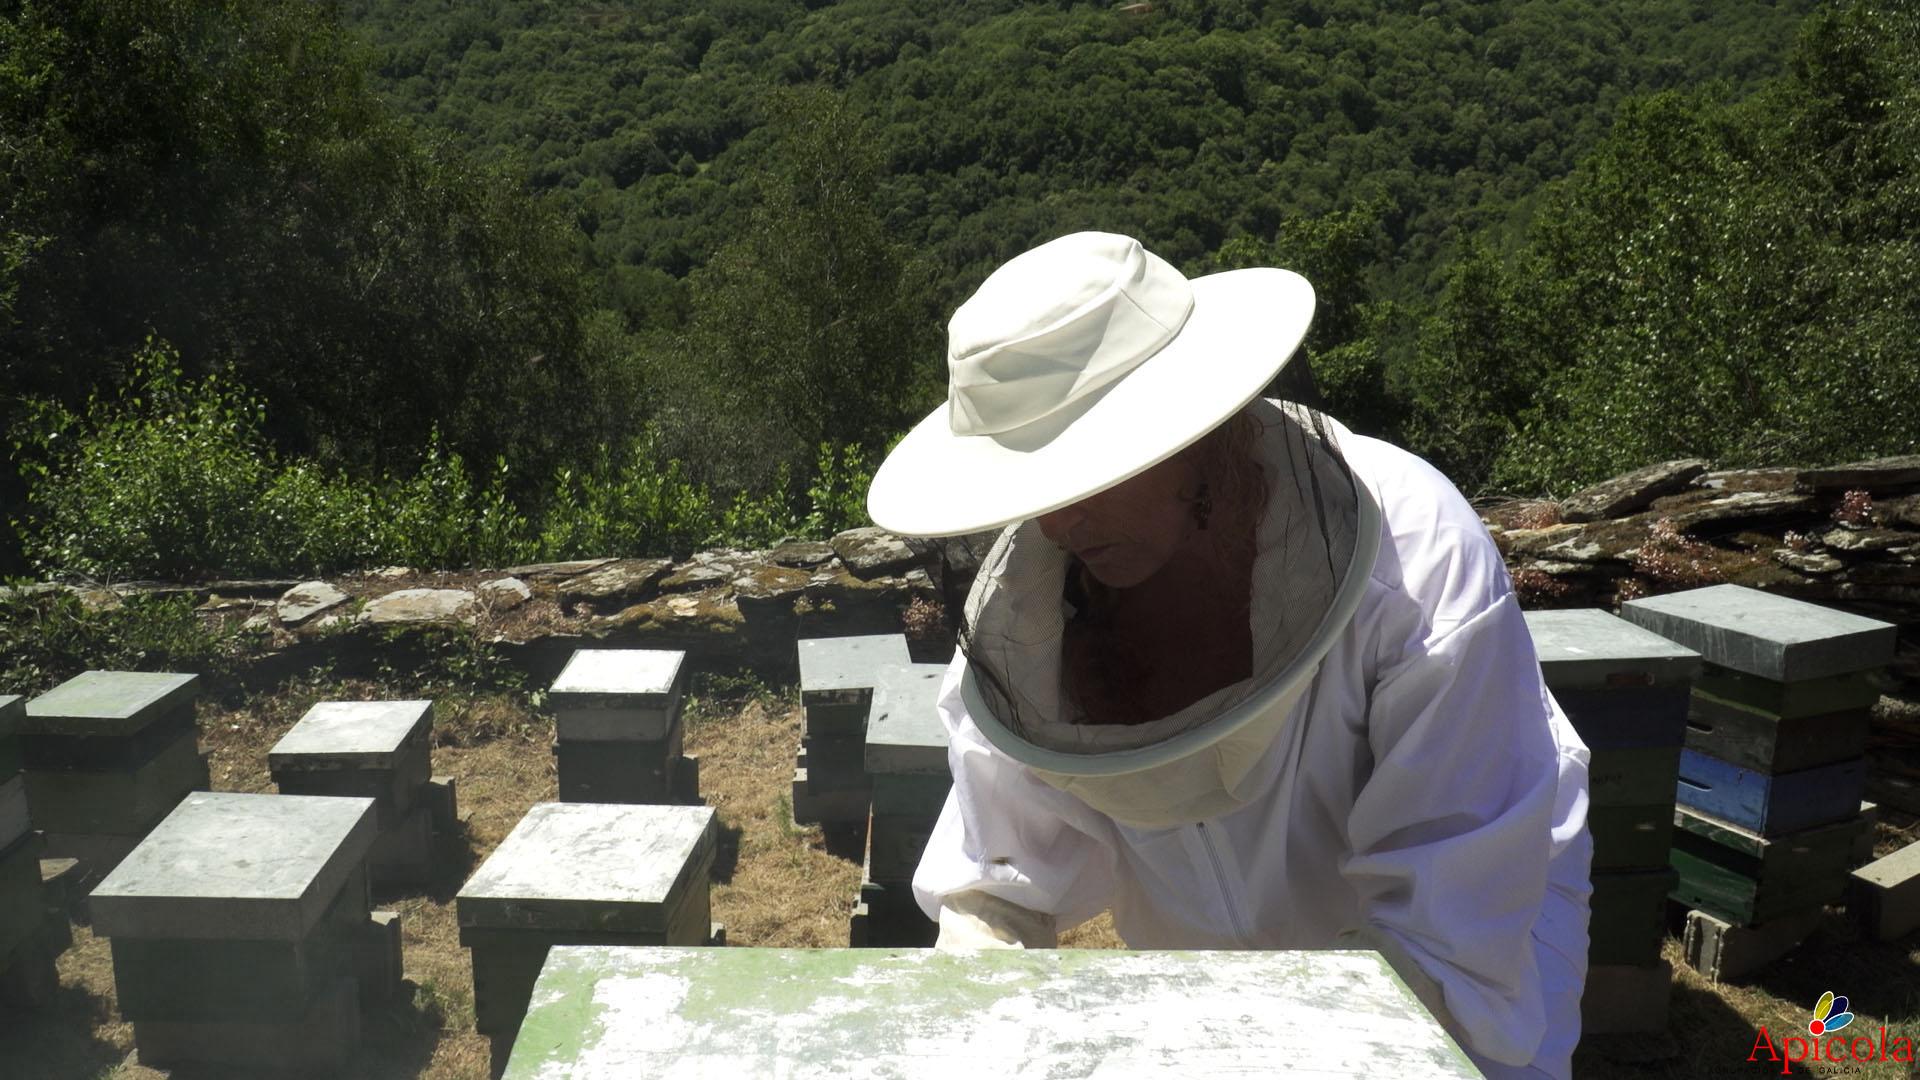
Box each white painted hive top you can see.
[1622,583,1896,680]
[865,663,952,775]
[23,670,200,735]
[1524,608,1701,688]
[504,946,1480,1079]
[798,634,913,696]
[89,791,376,941]
[458,803,716,923]
[551,649,686,698]
[269,700,432,763]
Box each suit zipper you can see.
[1195,821,1251,945]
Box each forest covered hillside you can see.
[341,0,1820,321]
[2,0,1914,581]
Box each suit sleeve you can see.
[1340,586,1566,1067]
[911,656,1121,932]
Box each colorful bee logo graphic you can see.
[1809,991,1854,1037]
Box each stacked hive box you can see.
[548,649,698,805]
[0,694,67,1006]
[501,946,1481,1079]
[853,662,950,948]
[88,792,400,1071]
[793,635,910,827]
[456,802,717,1072]
[1623,584,1895,970]
[21,671,207,880]
[1525,608,1700,1035]
[269,700,452,888]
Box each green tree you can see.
[666,86,944,497]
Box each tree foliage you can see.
[1416,1,1920,494]
[0,0,614,483]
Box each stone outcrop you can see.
[1485,463,1920,626]
[361,588,478,627]
[275,581,347,626]
[1559,459,1708,523]
[13,466,1915,695]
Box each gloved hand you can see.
[935,890,1059,950]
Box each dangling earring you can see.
[1190,482,1212,531]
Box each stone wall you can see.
[7,457,1917,699]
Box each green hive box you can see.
[1668,807,1862,924]
[503,946,1481,1079]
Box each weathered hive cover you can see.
[798,635,912,705]
[23,671,200,736]
[268,700,433,769]
[548,650,687,742]
[458,803,717,934]
[1621,584,1896,681]
[1524,609,1701,690]
[504,946,1480,1079]
[89,791,376,940]
[864,663,951,776]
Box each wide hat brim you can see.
[868,267,1315,538]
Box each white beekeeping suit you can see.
[913,408,1592,1080]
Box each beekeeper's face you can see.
[1034,454,1201,588]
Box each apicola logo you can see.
[1746,991,1915,1074]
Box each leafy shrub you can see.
[14,342,271,579]
[537,435,721,558]
[0,584,257,695]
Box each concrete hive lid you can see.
[457,803,717,934]
[88,791,377,941]
[797,635,912,703]
[502,946,1482,1079]
[1621,583,1897,681]
[864,663,952,776]
[268,700,433,768]
[1524,608,1703,690]
[549,649,687,706]
[23,671,200,736]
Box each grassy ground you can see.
[0,667,1912,1079]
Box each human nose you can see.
[1036,503,1087,544]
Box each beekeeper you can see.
[864,232,1593,1079]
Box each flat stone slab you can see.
[503,559,614,580]
[548,650,687,742]
[275,581,348,626]
[361,588,477,626]
[24,672,200,737]
[458,803,716,934]
[864,664,951,776]
[0,694,22,738]
[829,527,918,580]
[503,946,1479,1079]
[1796,454,1920,493]
[1524,609,1702,689]
[269,701,433,769]
[798,635,912,705]
[1621,584,1897,681]
[556,559,672,604]
[478,577,533,609]
[1662,491,1820,532]
[1560,458,1708,523]
[90,792,376,941]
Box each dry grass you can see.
[0,668,1913,1079]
